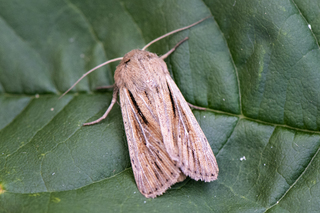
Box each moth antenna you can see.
[59,57,123,99]
[142,15,211,51]
[161,37,189,60]
[95,85,115,90]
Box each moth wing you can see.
[165,75,219,182]
[119,87,184,198]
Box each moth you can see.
[61,16,219,198]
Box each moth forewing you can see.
[166,76,219,181]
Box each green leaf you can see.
[1,0,320,212]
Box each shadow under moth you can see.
[61,16,219,198]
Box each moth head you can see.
[114,49,165,92]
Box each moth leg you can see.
[96,84,115,90]
[95,85,120,105]
[83,87,119,126]
[160,37,189,60]
[187,102,206,111]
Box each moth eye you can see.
[124,59,131,64]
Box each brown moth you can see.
[61,16,218,198]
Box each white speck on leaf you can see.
[52,173,55,175]
[240,156,246,161]
[51,108,54,111]
[308,24,311,29]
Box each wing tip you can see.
[180,166,219,182]
[138,171,186,198]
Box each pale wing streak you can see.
[122,90,145,187]
[136,93,161,144]
[156,82,178,161]
[179,87,217,177]
[126,92,166,165]
[123,89,181,197]
[137,93,157,121]
[166,80,191,167]
[166,75,218,181]
[175,93,199,171]
[151,87,184,178]
[123,89,155,191]
[171,83,211,176]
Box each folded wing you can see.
[119,87,185,198]
[165,75,219,182]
